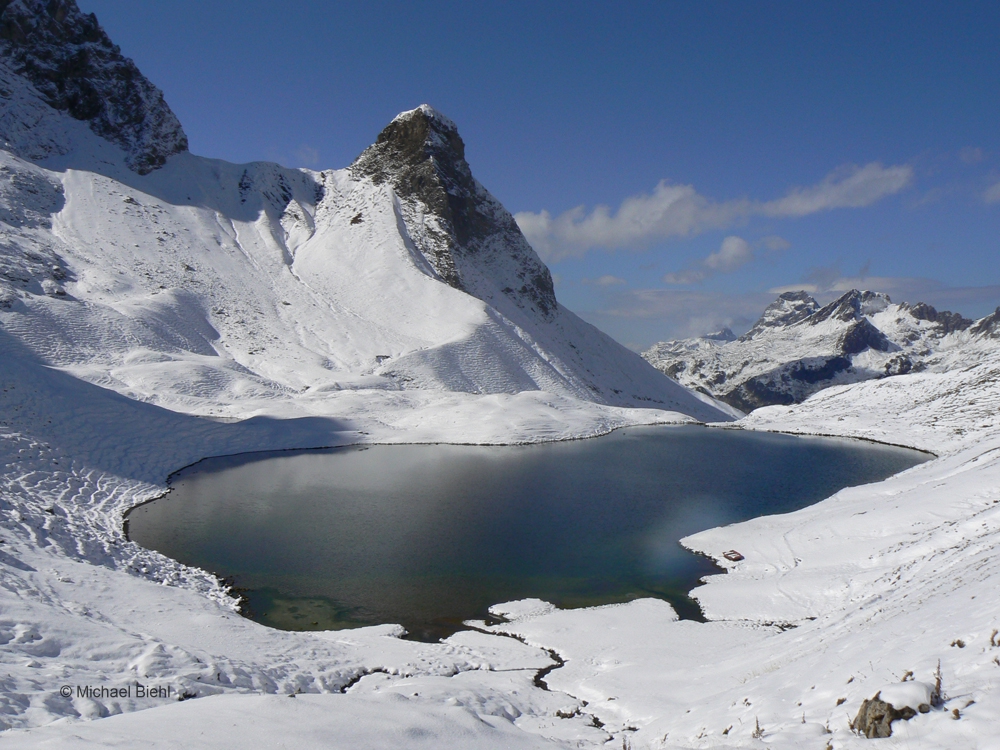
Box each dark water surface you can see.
[127,426,927,641]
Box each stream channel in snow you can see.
[127,426,926,641]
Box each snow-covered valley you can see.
[2,1,1000,747]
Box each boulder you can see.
[851,693,916,738]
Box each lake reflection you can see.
[127,425,927,641]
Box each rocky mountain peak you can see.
[645,285,1000,414]
[702,327,736,342]
[0,0,187,173]
[350,105,557,318]
[352,105,467,189]
[741,290,818,340]
[810,290,890,325]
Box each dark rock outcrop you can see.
[839,318,892,356]
[725,377,798,413]
[722,356,853,412]
[0,0,187,173]
[702,327,736,342]
[789,356,853,383]
[350,105,556,318]
[809,289,890,326]
[851,693,924,739]
[901,301,972,334]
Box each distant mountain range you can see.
[643,289,1000,412]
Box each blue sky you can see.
[80,0,1000,348]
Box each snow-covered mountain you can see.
[0,0,186,172]
[0,2,733,424]
[643,288,994,412]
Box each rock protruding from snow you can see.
[851,694,916,738]
[851,683,936,739]
[900,301,973,335]
[643,289,986,412]
[0,0,187,173]
[741,290,819,340]
[970,307,1000,338]
[808,289,891,325]
[350,105,557,320]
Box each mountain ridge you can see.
[643,289,991,412]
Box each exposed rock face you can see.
[740,291,818,340]
[902,301,972,334]
[351,105,557,319]
[851,694,917,738]
[0,0,187,173]
[809,289,890,325]
[839,318,892,356]
[970,307,1000,338]
[644,289,987,412]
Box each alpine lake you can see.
[127,425,928,641]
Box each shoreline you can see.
[123,419,931,641]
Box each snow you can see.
[0,692,561,749]
[876,682,936,712]
[393,103,458,133]
[2,65,1000,749]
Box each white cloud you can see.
[515,182,729,262]
[584,287,773,343]
[984,180,1000,204]
[595,274,626,286]
[760,235,791,252]
[294,145,321,166]
[662,269,708,285]
[704,236,753,272]
[757,163,914,217]
[581,275,627,286]
[515,162,913,262]
[663,236,754,285]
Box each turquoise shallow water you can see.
[127,425,927,641]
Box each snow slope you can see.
[0,121,731,422]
